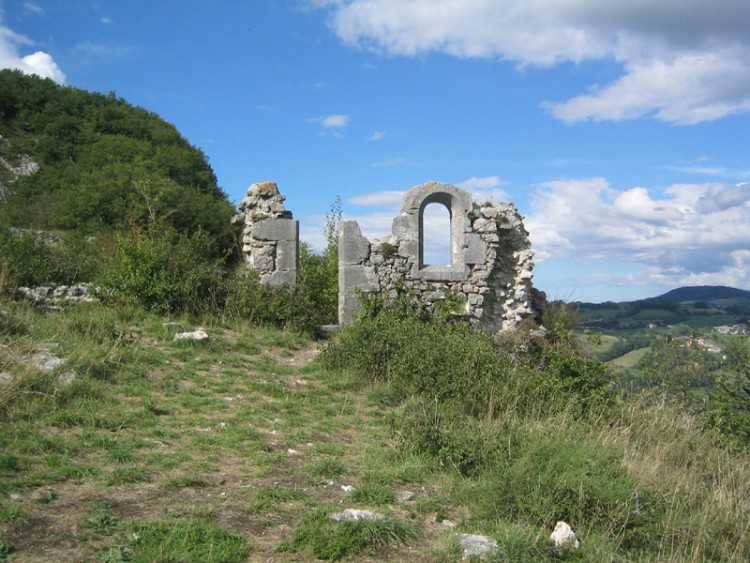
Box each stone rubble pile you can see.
[16,283,97,308]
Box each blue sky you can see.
[2,0,749,302]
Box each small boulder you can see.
[173,330,209,342]
[330,509,384,523]
[550,521,580,548]
[454,533,499,560]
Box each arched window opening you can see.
[421,202,451,266]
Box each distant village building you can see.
[714,324,749,335]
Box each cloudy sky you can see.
[2,0,749,302]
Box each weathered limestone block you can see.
[338,263,378,324]
[252,218,297,242]
[339,221,371,265]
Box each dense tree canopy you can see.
[0,69,237,262]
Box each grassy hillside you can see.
[1,294,749,561]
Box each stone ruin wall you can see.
[232,181,298,286]
[235,180,541,331]
[339,182,539,331]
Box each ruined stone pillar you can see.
[232,182,298,286]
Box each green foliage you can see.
[96,223,226,315]
[246,486,308,513]
[0,499,22,523]
[0,69,237,266]
[106,466,151,486]
[321,296,613,423]
[294,196,341,326]
[461,429,656,543]
[350,483,396,506]
[296,243,338,326]
[390,397,510,476]
[0,533,15,561]
[85,501,121,534]
[285,509,418,560]
[0,229,101,289]
[700,336,750,450]
[306,458,349,478]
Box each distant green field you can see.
[607,346,650,368]
[590,334,618,355]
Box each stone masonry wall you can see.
[339,182,539,331]
[232,181,298,286]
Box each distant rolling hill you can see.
[573,285,750,332]
[656,285,750,303]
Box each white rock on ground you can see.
[173,330,209,341]
[454,533,499,560]
[550,521,580,548]
[330,509,385,522]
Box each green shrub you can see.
[0,532,16,561]
[96,223,225,315]
[0,229,101,290]
[321,295,613,421]
[390,396,510,477]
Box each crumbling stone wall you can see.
[232,181,298,286]
[339,182,539,331]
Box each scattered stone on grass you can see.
[454,533,499,560]
[550,521,580,548]
[398,490,415,501]
[19,347,64,372]
[173,329,209,341]
[330,509,385,522]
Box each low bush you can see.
[321,296,613,421]
[0,229,101,290]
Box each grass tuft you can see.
[284,508,419,560]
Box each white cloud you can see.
[458,175,503,190]
[348,190,404,208]
[368,130,386,141]
[23,3,43,15]
[458,175,509,203]
[0,23,65,83]
[309,114,350,128]
[318,0,750,124]
[101,17,113,25]
[525,178,750,291]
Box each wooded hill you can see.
[0,69,237,262]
